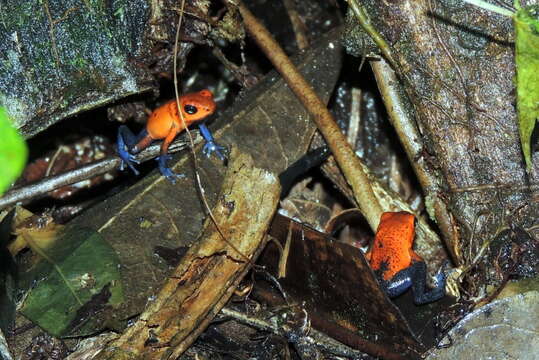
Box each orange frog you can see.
[366,211,446,304]
[117,90,225,183]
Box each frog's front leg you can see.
[156,128,185,184]
[156,154,185,184]
[198,123,226,161]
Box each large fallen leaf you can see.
[259,213,423,358]
[0,0,153,137]
[95,150,280,359]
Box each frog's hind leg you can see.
[410,261,446,305]
[118,126,151,151]
[117,126,151,175]
[381,267,413,299]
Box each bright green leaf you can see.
[0,107,27,195]
[515,5,539,171]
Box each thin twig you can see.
[45,146,64,177]
[0,136,198,210]
[345,0,398,69]
[235,0,382,230]
[282,0,309,50]
[347,88,361,147]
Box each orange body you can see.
[365,211,423,281]
[145,90,216,153]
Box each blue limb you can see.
[433,260,449,290]
[380,267,413,299]
[198,123,227,161]
[381,261,447,305]
[279,146,330,198]
[117,126,143,175]
[409,261,446,304]
[156,154,185,184]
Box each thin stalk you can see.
[235,1,383,230]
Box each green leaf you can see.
[0,107,27,195]
[515,5,539,171]
[19,227,123,337]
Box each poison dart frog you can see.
[117,89,225,183]
[366,211,446,305]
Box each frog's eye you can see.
[184,105,198,115]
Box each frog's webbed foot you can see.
[156,154,185,184]
[202,140,227,161]
[434,260,449,289]
[199,123,227,161]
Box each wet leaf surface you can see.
[0,0,154,137]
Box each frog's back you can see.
[146,100,180,139]
[369,211,416,280]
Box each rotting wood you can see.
[93,149,281,360]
